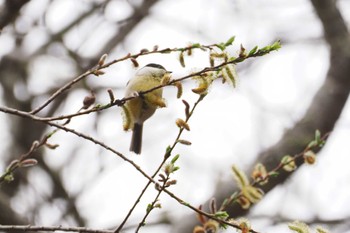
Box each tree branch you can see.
[0,225,113,233]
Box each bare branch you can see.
[0,225,113,233]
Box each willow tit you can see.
[124,63,171,154]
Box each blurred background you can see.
[0,0,350,232]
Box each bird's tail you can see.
[130,123,143,154]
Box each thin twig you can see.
[28,42,215,115]
[0,225,113,233]
[0,103,262,233]
[135,174,170,232]
[30,39,269,116]
[219,132,330,211]
[33,46,272,122]
[0,136,48,184]
[161,187,261,233]
[0,106,158,186]
[115,95,204,232]
[0,41,280,233]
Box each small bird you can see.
[124,63,171,154]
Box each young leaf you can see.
[171,154,180,164]
[224,36,235,46]
[248,46,258,56]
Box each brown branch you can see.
[0,102,264,233]
[0,139,42,184]
[30,41,275,121]
[115,95,205,232]
[135,174,170,232]
[310,0,350,53]
[162,188,261,233]
[1,97,262,233]
[1,39,279,232]
[0,105,158,188]
[0,225,113,233]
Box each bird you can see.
[124,63,171,154]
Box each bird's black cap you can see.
[145,63,166,70]
[145,63,172,73]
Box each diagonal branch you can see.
[0,225,113,233]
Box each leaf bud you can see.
[82,91,96,109]
[20,159,38,168]
[98,53,108,66]
[107,88,115,103]
[130,58,139,68]
[303,150,316,165]
[176,139,192,145]
[176,118,190,131]
[281,155,296,172]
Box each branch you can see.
[310,0,350,53]
[0,94,262,233]
[0,225,113,233]
[115,95,205,232]
[0,39,279,232]
[0,100,264,233]
[0,105,159,189]
[30,41,278,120]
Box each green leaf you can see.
[4,173,14,182]
[270,41,281,50]
[216,43,226,51]
[248,46,258,56]
[307,140,317,149]
[171,154,180,164]
[146,204,153,213]
[224,36,235,46]
[260,45,271,53]
[191,43,201,48]
[315,130,321,142]
[165,146,171,154]
[268,171,279,177]
[214,211,229,219]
